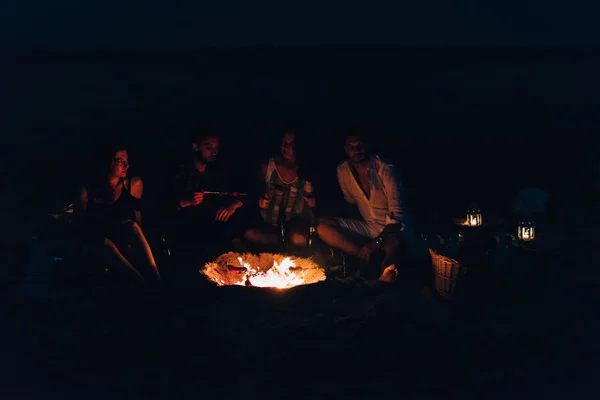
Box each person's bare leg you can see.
[128,221,160,280]
[103,238,146,284]
[316,221,361,257]
[378,237,401,282]
[244,229,280,246]
[289,232,307,248]
[378,264,398,282]
[381,237,400,269]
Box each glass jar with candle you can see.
[466,205,482,227]
[517,220,535,242]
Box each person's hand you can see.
[180,192,204,208]
[358,240,380,262]
[216,204,237,222]
[192,192,205,206]
[304,194,316,208]
[258,193,270,209]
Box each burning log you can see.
[288,266,303,274]
[226,265,247,274]
[202,252,327,289]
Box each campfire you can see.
[202,252,327,289]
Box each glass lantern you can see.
[517,220,535,242]
[466,206,482,227]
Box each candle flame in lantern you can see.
[464,214,481,226]
[519,226,534,241]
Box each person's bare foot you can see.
[377,264,398,283]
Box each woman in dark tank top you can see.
[85,176,140,237]
[78,144,160,286]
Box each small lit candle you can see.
[518,220,535,242]
[466,205,482,227]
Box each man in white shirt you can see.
[317,134,413,282]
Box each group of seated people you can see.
[75,130,415,287]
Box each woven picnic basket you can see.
[429,248,467,298]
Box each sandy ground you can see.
[1,168,597,399]
[2,241,598,400]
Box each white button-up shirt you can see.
[337,155,407,235]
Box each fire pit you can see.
[201,252,327,289]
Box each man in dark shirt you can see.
[167,133,247,259]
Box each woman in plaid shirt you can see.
[243,132,316,249]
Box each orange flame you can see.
[202,252,326,289]
[234,257,305,289]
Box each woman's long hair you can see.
[87,141,129,200]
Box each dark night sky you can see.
[1,1,598,48]
[0,1,595,220]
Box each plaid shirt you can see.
[261,158,314,226]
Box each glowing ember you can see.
[201,252,327,289]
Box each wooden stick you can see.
[202,191,248,196]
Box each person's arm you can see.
[373,164,406,241]
[304,180,316,208]
[358,165,407,258]
[300,179,316,220]
[130,176,143,226]
[171,166,203,211]
[213,165,245,222]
